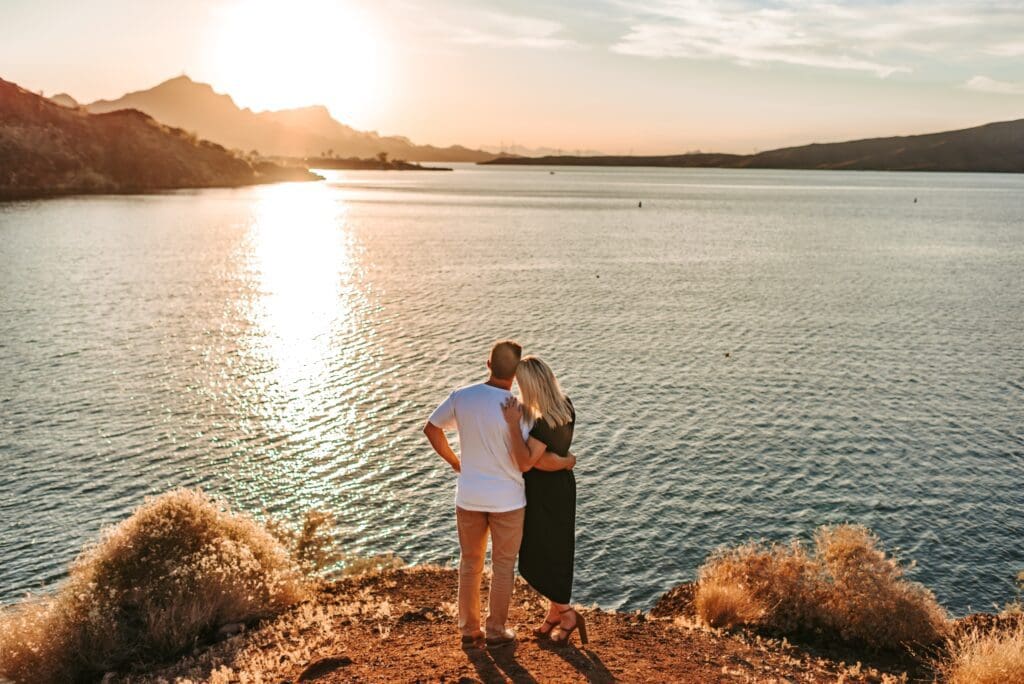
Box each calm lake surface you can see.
[1,165,1022,613]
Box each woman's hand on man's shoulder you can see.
[501,396,523,425]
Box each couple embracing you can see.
[423,340,587,649]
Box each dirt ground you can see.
[136,567,925,683]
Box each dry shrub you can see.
[266,509,343,573]
[696,540,822,633]
[694,581,762,628]
[694,525,949,651]
[0,489,306,683]
[342,553,405,577]
[815,526,948,649]
[267,510,404,578]
[1002,571,1024,617]
[937,623,1024,684]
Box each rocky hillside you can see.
[739,118,1024,172]
[0,77,319,200]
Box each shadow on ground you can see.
[465,641,614,684]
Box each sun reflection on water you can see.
[243,182,355,437]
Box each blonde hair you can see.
[516,356,572,428]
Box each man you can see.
[423,339,527,648]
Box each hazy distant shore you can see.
[302,156,452,171]
[483,117,1024,173]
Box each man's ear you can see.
[486,359,492,372]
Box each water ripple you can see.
[1,168,1022,614]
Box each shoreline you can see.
[0,171,324,203]
[479,116,1024,173]
[0,77,324,203]
[1,490,1019,682]
[481,156,1024,174]
[303,157,453,171]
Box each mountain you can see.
[485,119,1024,173]
[482,143,607,157]
[0,78,319,200]
[85,76,496,162]
[49,93,79,108]
[739,120,1024,172]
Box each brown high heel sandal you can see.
[550,607,589,646]
[533,618,560,639]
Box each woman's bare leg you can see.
[536,600,560,634]
[553,601,574,628]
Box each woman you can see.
[500,356,587,646]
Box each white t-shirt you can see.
[428,382,529,512]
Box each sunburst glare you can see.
[205,0,387,125]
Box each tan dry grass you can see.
[696,539,827,635]
[266,509,343,574]
[341,552,405,577]
[1002,570,1024,617]
[937,622,1024,684]
[266,509,405,577]
[693,581,763,628]
[0,489,306,683]
[694,525,949,651]
[815,525,948,649]
[129,566,442,684]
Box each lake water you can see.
[1,165,1022,614]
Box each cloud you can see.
[613,21,906,77]
[985,42,1024,57]
[965,75,1024,95]
[610,0,1024,78]
[429,10,579,50]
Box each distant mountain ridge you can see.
[48,93,79,108]
[485,119,1024,173]
[85,76,496,162]
[0,78,318,199]
[482,143,607,157]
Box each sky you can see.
[2,0,1024,154]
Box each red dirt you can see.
[135,567,923,683]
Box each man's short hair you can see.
[489,339,523,380]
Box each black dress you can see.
[518,399,576,604]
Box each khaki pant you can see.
[456,506,525,638]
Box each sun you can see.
[205,0,386,125]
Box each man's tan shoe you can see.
[461,634,485,650]
[485,628,516,647]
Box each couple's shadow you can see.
[465,640,614,683]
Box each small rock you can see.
[398,607,437,623]
[298,656,354,681]
[217,622,245,638]
[650,582,697,618]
